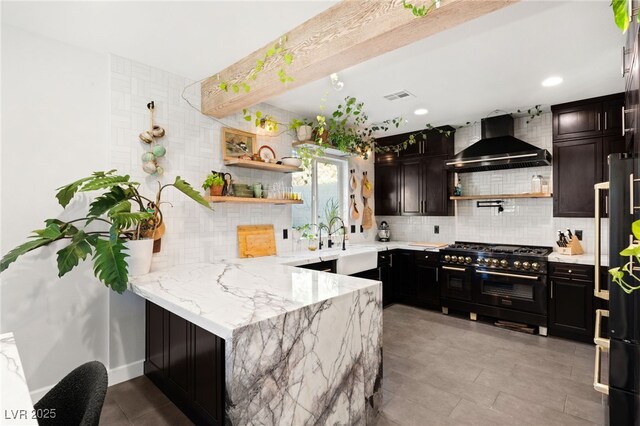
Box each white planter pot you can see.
[125,239,154,277]
[296,125,313,142]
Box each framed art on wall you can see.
[222,127,256,159]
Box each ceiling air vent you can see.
[383,90,415,101]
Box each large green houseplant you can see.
[0,170,211,293]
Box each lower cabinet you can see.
[548,263,595,343]
[390,250,440,309]
[145,301,225,426]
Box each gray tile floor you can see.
[100,304,606,425]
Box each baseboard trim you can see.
[29,359,144,403]
[107,359,144,386]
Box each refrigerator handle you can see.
[593,344,610,395]
[594,182,610,300]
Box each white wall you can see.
[1,25,110,397]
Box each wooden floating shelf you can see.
[450,193,553,200]
[206,196,303,205]
[292,141,355,158]
[223,158,302,173]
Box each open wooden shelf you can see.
[205,196,303,205]
[450,193,553,200]
[292,141,355,158]
[223,158,302,173]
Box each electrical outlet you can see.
[575,230,583,240]
[434,225,439,234]
[283,229,288,240]
[350,225,356,234]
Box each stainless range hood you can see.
[445,114,551,173]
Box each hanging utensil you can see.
[362,196,373,229]
[350,194,360,220]
[362,171,373,198]
[350,169,358,192]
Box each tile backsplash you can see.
[110,55,300,269]
[379,112,607,255]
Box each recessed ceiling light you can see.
[542,76,563,87]
[414,108,429,115]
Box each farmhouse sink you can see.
[336,249,378,275]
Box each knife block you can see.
[557,237,584,255]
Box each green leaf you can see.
[110,211,153,231]
[283,52,293,65]
[632,220,640,240]
[171,177,212,209]
[56,231,93,277]
[33,222,64,240]
[232,84,239,93]
[109,200,132,215]
[88,186,130,218]
[90,238,128,293]
[612,0,630,33]
[81,175,133,191]
[620,244,640,257]
[241,82,251,93]
[55,177,95,207]
[266,47,276,57]
[1,237,54,272]
[219,82,228,91]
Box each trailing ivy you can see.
[218,35,294,95]
[402,0,440,17]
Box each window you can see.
[292,157,348,229]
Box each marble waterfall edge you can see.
[225,286,383,425]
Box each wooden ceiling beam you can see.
[201,0,517,118]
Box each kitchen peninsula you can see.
[128,260,383,425]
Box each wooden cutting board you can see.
[408,242,449,248]
[237,225,276,258]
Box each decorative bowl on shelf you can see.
[281,157,302,167]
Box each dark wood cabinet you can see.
[373,162,399,215]
[553,138,601,217]
[374,127,454,217]
[553,101,602,141]
[548,263,595,343]
[423,156,452,216]
[391,251,416,304]
[145,301,225,426]
[414,251,440,309]
[552,93,627,217]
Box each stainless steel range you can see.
[440,241,553,335]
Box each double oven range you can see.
[439,241,552,335]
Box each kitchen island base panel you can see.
[145,285,383,425]
[226,287,383,425]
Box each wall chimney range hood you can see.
[446,114,551,173]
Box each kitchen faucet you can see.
[327,217,346,251]
[317,223,329,250]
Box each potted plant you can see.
[0,170,211,293]
[295,224,319,251]
[202,172,225,196]
[289,118,314,141]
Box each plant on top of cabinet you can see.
[202,172,225,196]
[0,171,211,293]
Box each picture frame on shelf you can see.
[222,127,256,159]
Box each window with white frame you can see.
[292,157,348,230]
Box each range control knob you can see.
[531,262,540,271]
[513,261,521,269]
[444,255,451,262]
[500,260,508,267]
[491,259,499,266]
[522,261,531,269]
[465,256,472,264]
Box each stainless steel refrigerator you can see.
[596,154,640,425]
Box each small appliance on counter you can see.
[377,221,390,242]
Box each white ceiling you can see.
[1,1,337,81]
[2,1,626,134]
[270,0,626,132]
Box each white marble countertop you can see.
[548,252,609,267]
[129,262,381,340]
[0,332,37,425]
